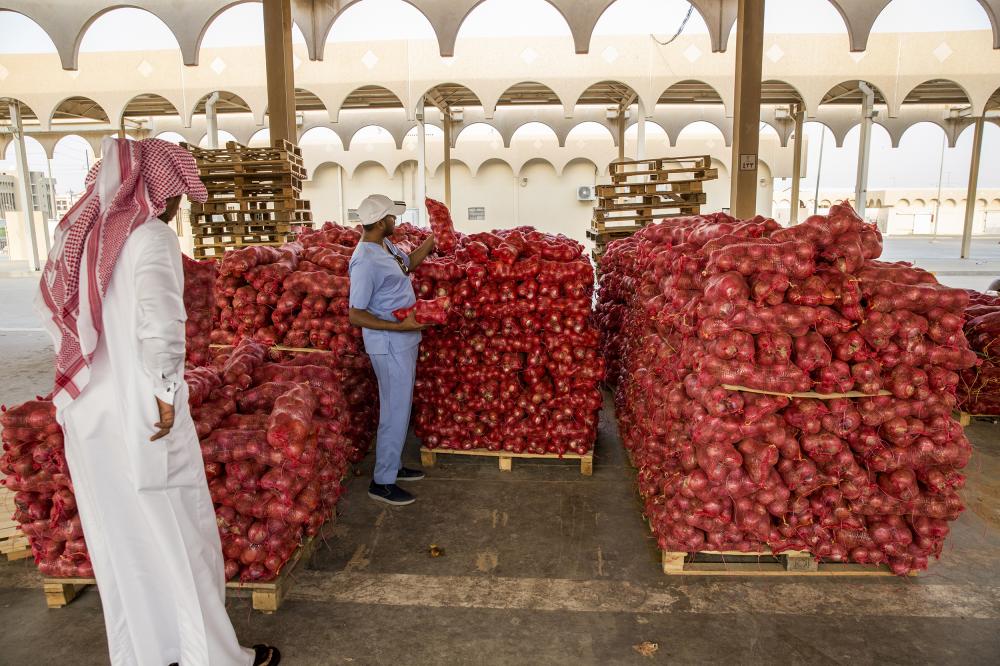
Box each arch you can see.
[190,90,254,126]
[432,158,470,178]
[455,122,504,146]
[3,135,49,171]
[316,0,441,60]
[300,126,344,150]
[517,156,558,177]
[676,120,727,143]
[820,80,888,107]
[417,82,483,115]
[49,134,96,191]
[50,96,109,125]
[560,156,601,178]
[324,0,436,45]
[493,81,564,117]
[897,198,911,208]
[455,0,573,47]
[474,157,515,178]
[334,85,405,121]
[74,6,181,66]
[392,159,418,179]
[898,121,950,147]
[510,121,560,143]
[154,131,187,145]
[991,198,1000,209]
[574,80,639,109]
[658,79,725,110]
[944,198,958,208]
[867,0,999,49]
[295,87,327,113]
[0,9,58,53]
[348,125,398,151]
[200,129,239,148]
[913,198,927,208]
[347,159,391,179]
[761,79,806,108]
[566,121,616,145]
[119,93,181,128]
[977,198,989,208]
[192,1,276,65]
[244,128,269,148]
[820,199,832,208]
[901,79,972,107]
[0,98,40,125]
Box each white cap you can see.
[356,194,406,227]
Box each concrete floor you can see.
[1,276,999,665]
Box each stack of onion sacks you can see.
[410,218,603,456]
[600,203,975,575]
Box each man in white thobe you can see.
[36,138,279,666]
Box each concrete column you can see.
[789,105,804,225]
[44,158,56,253]
[263,0,296,144]
[205,92,221,148]
[617,108,626,161]
[9,101,40,271]
[337,164,347,225]
[961,114,985,259]
[854,82,875,219]
[636,100,647,161]
[417,106,427,226]
[443,109,453,210]
[729,0,765,219]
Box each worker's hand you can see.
[151,397,174,442]
[397,310,427,332]
[424,234,436,251]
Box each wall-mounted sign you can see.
[739,154,758,171]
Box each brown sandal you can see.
[253,644,281,665]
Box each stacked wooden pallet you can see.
[182,139,312,259]
[0,486,30,562]
[588,155,717,261]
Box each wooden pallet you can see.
[956,411,999,426]
[0,488,30,561]
[596,180,704,197]
[420,447,593,476]
[596,192,707,209]
[659,549,902,576]
[192,209,312,224]
[42,534,320,612]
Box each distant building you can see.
[0,171,57,221]
[54,192,83,217]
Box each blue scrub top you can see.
[349,239,421,354]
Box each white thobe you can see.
[53,220,253,666]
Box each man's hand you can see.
[151,397,175,442]
[422,234,436,252]
[397,310,427,332]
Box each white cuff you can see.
[154,379,179,405]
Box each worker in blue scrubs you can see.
[349,194,436,506]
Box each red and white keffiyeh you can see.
[37,137,207,408]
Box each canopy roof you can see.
[1,0,998,70]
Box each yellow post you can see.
[729,0,765,218]
[262,0,296,143]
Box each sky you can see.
[0,0,997,196]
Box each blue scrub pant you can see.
[369,344,419,485]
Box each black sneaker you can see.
[396,467,426,482]
[368,482,416,506]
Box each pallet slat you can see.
[420,447,593,476]
[41,535,320,612]
[660,550,903,576]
